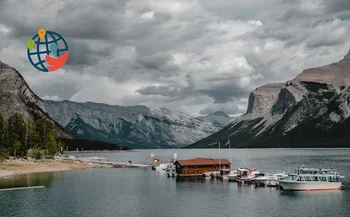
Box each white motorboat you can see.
[236,168,261,182]
[218,169,237,180]
[279,167,344,191]
[227,170,239,181]
[152,162,169,171]
[253,171,288,186]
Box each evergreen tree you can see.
[2,126,10,151]
[25,120,41,149]
[13,140,22,158]
[0,113,62,158]
[7,113,26,156]
[0,113,9,159]
[35,119,53,149]
[0,113,4,147]
[46,132,58,155]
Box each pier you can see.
[0,186,45,192]
[64,157,152,168]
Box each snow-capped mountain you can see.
[44,100,229,148]
[0,60,70,138]
[187,49,350,148]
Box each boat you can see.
[218,169,233,180]
[236,168,261,182]
[279,167,344,191]
[252,171,288,186]
[227,170,239,181]
[208,171,221,179]
[151,158,169,171]
[152,162,168,170]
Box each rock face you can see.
[0,60,71,138]
[187,49,350,148]
[246,83,284,115]
[44,100,227,148]
[0,61,45,120]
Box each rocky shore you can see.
[0,156,113,178]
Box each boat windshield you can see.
[285,175,298,180]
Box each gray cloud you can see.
[136,85,184,97]
[323,0,350,14]
[1,0,350,116]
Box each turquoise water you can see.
[0,149,350,217]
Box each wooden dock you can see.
[0,186,45,192]
[64,157,152,168]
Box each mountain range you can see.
[44,100,233,148]
[187,49,350,148]
[2,49,350,149]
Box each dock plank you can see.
[0,186,45,192]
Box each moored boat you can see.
[236,168,261,182]
[227,170,239,181]
[151,158,170,171]
[253,171,288,186]
[279,167,344,191]
[218,169,236,180]
[152,162,168,171]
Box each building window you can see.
[222,165,226,169]
[184,166,188,171]
[194,166,198,170]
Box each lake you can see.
[1,149,350,217]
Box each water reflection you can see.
[175,177,206,183]
[0,172,54,189]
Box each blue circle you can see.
[27,31,69,72]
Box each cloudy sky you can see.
[1,0,350,116]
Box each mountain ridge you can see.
[44,100,231,148]
[186,49,350,148]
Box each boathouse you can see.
[174,157,231,177]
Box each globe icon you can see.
[27,31,69,72]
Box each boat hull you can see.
[279,181,342,191]
[253,178,270,185]
[218,176,229,181]
[228,175,237,181]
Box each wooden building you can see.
[174,157,231,177]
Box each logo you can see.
[27,28,69,72]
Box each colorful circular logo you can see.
[27,29,69,72]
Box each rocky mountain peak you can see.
[246,83,284,115]
[0,60,11,69]
[293,49,350,87]
[343,47,350,60]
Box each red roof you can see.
[176,157,231,166]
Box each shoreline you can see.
[0,158,90,179]
[0,155,148,179]
[65,150,137,153]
